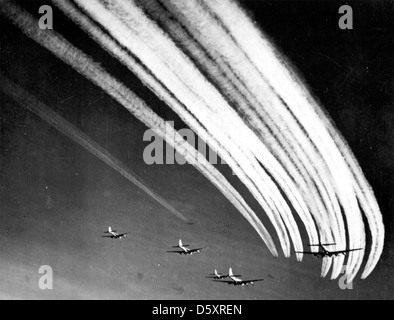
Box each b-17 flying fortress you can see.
[206,269,242,280]
[102,226,130,240]
[167,240,207,255]
[212,268,264,286]
[295,242,363,258]
[101,228,265,288]
[100,227,364,290]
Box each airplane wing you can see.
[212,280,235,284]
[117,232,129,237]
[167,247,206,254]
[240,279,264,284]
[213,279,264,285]
[189,247,207,253]
[330,248,363,255]
[295,251,324,256]
[102,235,114,238]
[207,275,241,279]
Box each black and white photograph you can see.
[0,0,393,303]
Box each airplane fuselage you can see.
[109,231,127,239]
[320,246,345,257]
[180,245,190,253]
[168,240,204,255]
[103,227,128,240]
[228,276,253,286]
[179,245,201,255]
[309,245,351,258]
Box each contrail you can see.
[56,0,294,256]
[0,0,278,256]
[71,0,306,258]
[201,0,381,281]
[80,0,382,280]
[154,0,346,278]
[0,74,191,224]
[0,0,384,280]
[136,0,349,266]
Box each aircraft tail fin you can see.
[215,269,219,277]
[229,268,234,277]
[108,227,112,233]
[179,239,183,248]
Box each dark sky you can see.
[0,1,393,299]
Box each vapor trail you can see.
[0,74,191,224]
[148,0,342,273]
[201,0,381,281]
[156,0,346,278]
[0,1,278,255]
[69,0,298,256]
[0,0,384,280]
[54,0,383,279]
[105,0,381,279]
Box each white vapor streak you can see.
[0,0,278,256]
[72,0,299,256]
[204,0,357,278]
[203,0,382,281]
[1,0,384,280]
[0,75,193,224]
[154,0,339,267]
[62,0,384,279]
[154,0,340,271]
[161,0,344,278]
